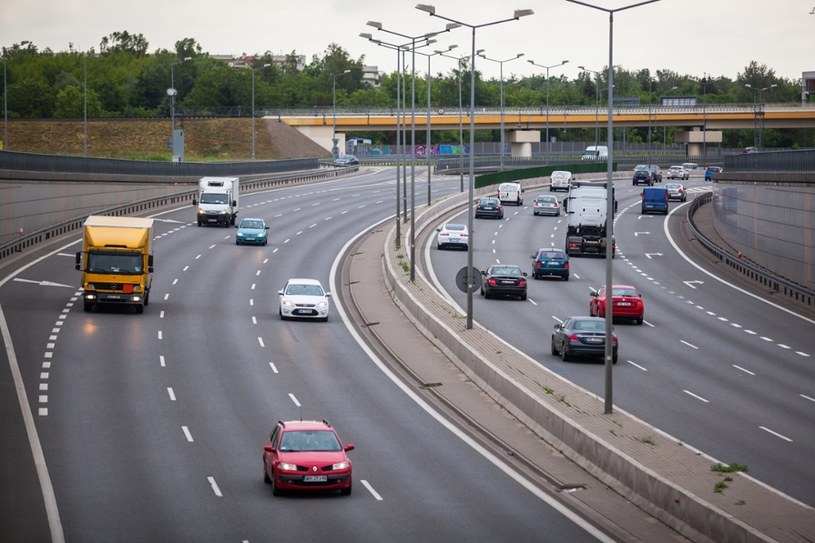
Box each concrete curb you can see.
[378,176,815,543]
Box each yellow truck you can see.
[75,215,154,313]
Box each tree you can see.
[100,31,149,57]
[53,86,103,117]
[175,38,203,59]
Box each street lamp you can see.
[251,63,271,160]
[418,45,458,205]
[416,3,534,329]
[527,59,568,157]
[745,83,777,149]
[3,40,31,151]
[478,51,524,171]
[578,65,601,150]
[331,69,351,159]
[367,20,459,283]
[565,0,662,415]
[438,51,468,192]
[83,50,89,157]
[169,56,191,131]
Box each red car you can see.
[589,284,644,325]
[263,420,354,496]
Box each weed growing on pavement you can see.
[714,481,728,493]
[543,385,554,395]
[711,463,748,474]
[639,435,656,446]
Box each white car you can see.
[667,165,689,180]
[436,223,469,250]
[549,170,573,192]
[278,278,331,321]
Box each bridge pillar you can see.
[675,128,722,158]
[293,125,345,154]
[507,130,540,158]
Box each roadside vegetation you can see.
[2,32,813,158]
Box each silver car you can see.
[532,195,561,216]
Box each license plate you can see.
[303,475,327,482]
[584,337,603,344]
[617,302,631,306]
[294,309,315,315]
[500,280,514,284]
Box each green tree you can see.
[100,31,149,56]
[53,85,103,117]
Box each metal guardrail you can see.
[687,192,814,309]
[0,167,353,263]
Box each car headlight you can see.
[332,460,350,470]
[316,300,328,310]
[237,232,245,237]
[219,210,228,215]
[197,209,206,215]
[257,232,267,238]
[281,299,295,309]
[277,462,297,471]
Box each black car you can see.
[475,197,504,219]
[531,248,569,280]
[551,316,618,363]
[648,165,663,183]
[632,166,653,186]
[480,265,527,300]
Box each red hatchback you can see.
[263,420,354,496]
[589,285,644,325]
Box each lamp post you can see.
[367,20,458,283]
[438,52,468,192]
[578,65,601,150]
[478,51,524,171]
[565,0,662,415]
[745,83,776,149]
[83,50,89,157]
[527,58,568,157]
[416,4,534,329]
[169,57,191,131]
[331,69,351,159]
[3,40,31,151]
[251,63,271,160]
[418,45,457,205]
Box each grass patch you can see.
[714,481,728,493]
[711,463,748,474]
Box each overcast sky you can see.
[3,0,813,83]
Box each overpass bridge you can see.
[275,103,815,157]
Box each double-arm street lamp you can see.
[565,0,662,415]
[527,58,568,157]
[169,56,192,131]
[578,65,602,150]
[366,19,459,283]
[437,51,468,193]
[745,83,777,149]
[251,63,271,160]
[415,3,534,329]
[478,51,524,171]
[331,69,351,159]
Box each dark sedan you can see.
[632,165,653,186]
[475,197,504,219]
[480,265,527,300]
[551,316,618,363]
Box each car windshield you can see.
[491,266,522,276]
[240,220,263,229]
[279,430,340,452]
[286,283,324,296]
[200,193,228,204]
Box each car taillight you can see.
[488,277,497,286]
[563,262,569,270]
[476,205,482,209]
[641,192,645,200]
[535,262,542,269]
[440,232,449,237]
[518,279,527,287]
[567,333,579,342]
[461,233,468,237]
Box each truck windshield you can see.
[200,193,228,204]
[87,252,142,274]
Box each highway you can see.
[425,173,815,507]
[0,171,607,542]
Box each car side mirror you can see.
[264,445,275,453]
[325,292,332,297]
[265,226,270,230]
[522,272,527,277]
[344,443,355,452]
[553,323,562,330]
[277,290,284,296]
[192,198,198,206]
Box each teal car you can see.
[235,218,269,245]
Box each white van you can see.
[581,145,609,161]
[497,182,523,206]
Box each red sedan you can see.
[263,420,354,496]
[589,285,644,325]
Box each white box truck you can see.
[564,181,615,258]
[194,177,240,226]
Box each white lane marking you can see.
[800,394,815,403]
[258,337,265,348]
[263,258,269,264]
[164,293,169,301]
[683,390,709,403]
[778,344,791,350]
[269,363,278,373]
[528,299,538,306]
[39,383,48,391]
[208,476,223,497]
[732,365,755,376]
[627,360,648,371]
[796,351,811,357]
[39,395,48,404]
[183,265,189,271]
[251,284,256,290]
[361,479,383,501]
[256,270,261,276]
[182,426,194,442]
[209,244,216,249]
[158,331,163,340]
[42,362,50,369]
[172,278,178,285]
[159,355,166,367]
[680,340,698,349]
[760,336,773,342]
[250,299,254,306]
[160,310,165,319]
[288,393,301,407]
[759,426,793,442]
[167,388,176,401]
[195,254,202,259]
[252,316,257,324]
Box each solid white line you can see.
[288,393,301,407]
[208,476,223,497]
[361,479,383,500]
[759,426,793,442]
[732,365,755,376]
[680,340,698,349]
[683,390,709,403]
[182,426,194,442]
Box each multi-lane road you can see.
[2,171,612,542]
[426,175,815,508]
